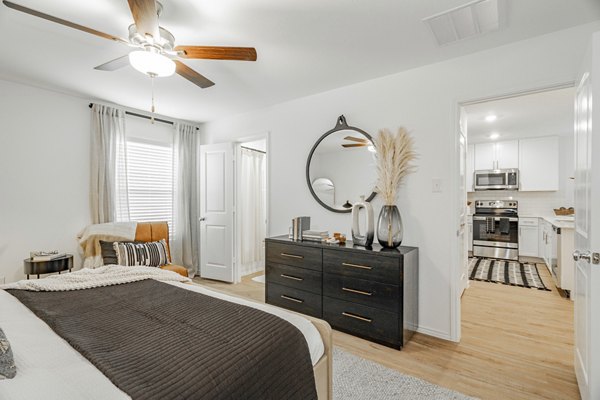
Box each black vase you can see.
[377,205,403,248]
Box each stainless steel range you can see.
[473,200,519,261]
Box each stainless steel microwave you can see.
[474,169,519,191]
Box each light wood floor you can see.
[194,263,577,400]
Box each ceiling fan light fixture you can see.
[129,50,175,77]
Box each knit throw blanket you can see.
[1,265,190,292]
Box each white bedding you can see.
[0,275,324,400]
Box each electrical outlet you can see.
[432,178,443,193]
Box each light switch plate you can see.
[0,276,5,284]
[432,178,443,192]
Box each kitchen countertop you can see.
[541,216,575,230]
[467,213,575,229]
[519,214,575,230]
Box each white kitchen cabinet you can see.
[474,140,519,171]
[474,143,495,170]
[518,217,539,257]
[557,227,574,293]
[539,220,553,274]
[518,136,559,191]
[467,144,474,192]
[495,140,519,169]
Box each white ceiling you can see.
[0,0,599,123]
[465,86,575,143]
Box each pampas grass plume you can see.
[374,128,417,205]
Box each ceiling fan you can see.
[342,136,369,148]
[2,0,257,89]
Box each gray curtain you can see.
[90,104,129,224]
[172,123,200,277]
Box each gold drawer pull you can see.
[281,295,304,304]
[342,287,372,296]
[281,252,304,259]
[342,312,372,323]
[342,262,372,270]
[281,274,304,281]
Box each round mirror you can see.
[306,115,377,213]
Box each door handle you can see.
[573,251,600,264]
[573,250,591,262]
[199,217,206,222]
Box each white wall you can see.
[202,22,600,340]
[0,79,91,283]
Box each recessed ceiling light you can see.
[489,132,500,140]
[485,114,497,122]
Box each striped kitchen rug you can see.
[468,257,551,291]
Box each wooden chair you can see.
[134,222,189,278]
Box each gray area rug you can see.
[333,347,476,400]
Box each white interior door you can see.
[458,107,469,296]
[573,33,600,400]
[199,142,234,282]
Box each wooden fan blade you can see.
[342,144,367,148]
[175,46,257,61]
[344,136,368,143]
[127,0,159,40]
[94,55,130,71]
[175,61,214,89]
[2,1,129,44]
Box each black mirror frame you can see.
[306,115,377,213]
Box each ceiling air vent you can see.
[423,0,499,46]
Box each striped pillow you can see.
[113,240,171,267]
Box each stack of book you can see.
[30,251,66,261]
[302,230,329,243]
[291,216,311,241]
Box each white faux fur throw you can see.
[2,265,190,292]
[78,222,138,268]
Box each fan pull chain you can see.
[150,74,156,124]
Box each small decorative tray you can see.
[554,207,575,216]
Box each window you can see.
[124,138,174,235]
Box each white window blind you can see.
[125,138,174,235]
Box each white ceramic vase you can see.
[351,196,374,247]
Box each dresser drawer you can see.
[323,273,399,313]
[266,241,322,271]
[266,263,322,295]
[266,283,322,318]
[323,296,399,347]
[323,249,399,284]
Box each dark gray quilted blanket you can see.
[8,280,317,400]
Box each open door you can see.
[573,32,600,400]
[199,142,234,282]
[458,107,469,296]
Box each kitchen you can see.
[464,87,575,299]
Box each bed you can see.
[0,267,332,400]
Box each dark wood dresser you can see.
[265,235,418,349]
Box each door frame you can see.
[450,80,575,342]
[234,131,271,283]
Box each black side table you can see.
[24,254,73,279]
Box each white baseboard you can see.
[416,325,454,341]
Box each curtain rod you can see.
[241,146,266,154]
[88,103,198,130]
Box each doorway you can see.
[453,85,579,398]
[235,137,268,283]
